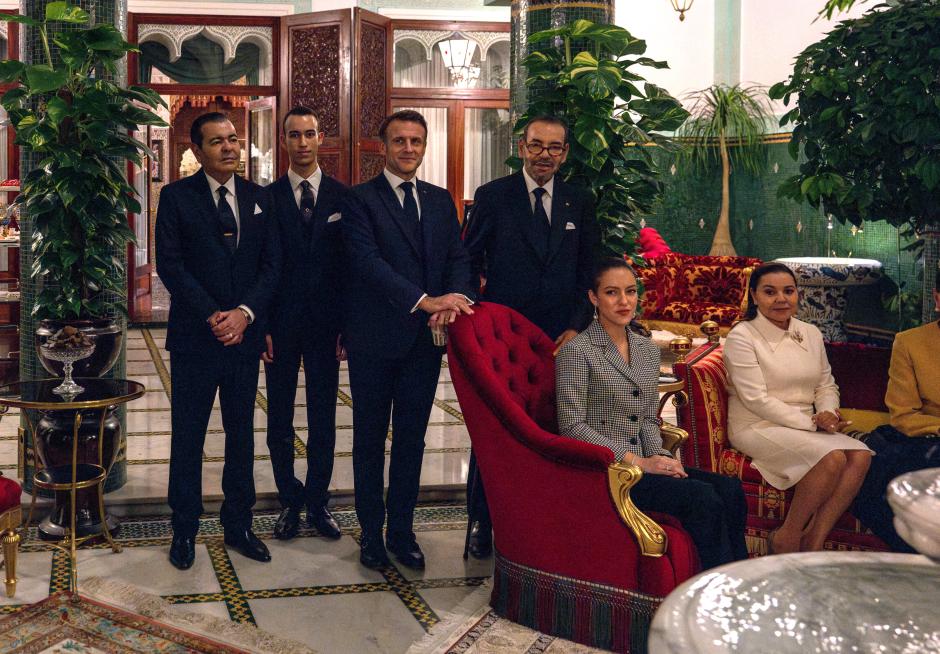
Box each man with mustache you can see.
[461,115,600,558]
[156,112,279,570]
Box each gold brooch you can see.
[786,330,803,344]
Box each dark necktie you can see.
[400,181,420,227]
[299,180,316,227]
[532,187,551,252]
[217,186,237,253]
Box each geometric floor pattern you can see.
[0,327,489,652]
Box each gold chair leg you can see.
[96,483,121,554]
[2,528,19,598]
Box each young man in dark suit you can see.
[343,110,475,570]
[461,115,600,558]
[155,113,280,570]
[262,106,346,541]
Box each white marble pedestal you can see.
[648,552,940,653]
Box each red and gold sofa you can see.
[671,325,891,554]
[448,302,699,653]
[634,228,761,338]
[0,471,21,597]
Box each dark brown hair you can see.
[589,257,650,336]
[378,110,428,143]
[742,262,799,321]
[282,105,320,133]
[190,112,229,147]
[520,115,569,144]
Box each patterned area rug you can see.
[0,578,315,654]
[407,584,607,654]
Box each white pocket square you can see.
[253,203,263,215]
[327,213,342,223]
[565,222,576,230]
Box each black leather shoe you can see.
[387,537,426,570]
[359,534,390,570]
[468,522,493,559]
[224,529,271,562]
[273,507,301,540]
[307,506,341,540]
[169,535,195,570]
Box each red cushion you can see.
[826,342,892,412]
[636,227,672,259]
[0,474,21,513]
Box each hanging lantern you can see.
[670,0,694,21]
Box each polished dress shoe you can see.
[359,533,390,570]
[387,537,426,570]
[169,535,195,570]
[224,529,271,562]
[468,522,493,559]
[273,507,301,540]
[307,506,341,540]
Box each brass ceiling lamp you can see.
[671,0,694,21]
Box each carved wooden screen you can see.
[352,9,391,185]
[279,10,352,183]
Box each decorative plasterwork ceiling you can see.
[393,29,510,61]
[137,23,273,85]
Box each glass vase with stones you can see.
[35,319,123,379]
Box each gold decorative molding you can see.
[607,462,667,557]
[660,423,689,458]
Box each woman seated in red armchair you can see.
[555,257,747,570]
[723,262,872,554]
[852,266,940,551]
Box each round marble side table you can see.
[888,467,940,561]
[774,256,882,342]
[648,552,940,653]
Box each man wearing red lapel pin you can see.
[462,115,600,559]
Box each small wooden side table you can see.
[0,379,144,592]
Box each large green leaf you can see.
[45,2,89,24]
[0,13,38,26]
[24,65,67,93]
[0,61,25,83]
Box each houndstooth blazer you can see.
[555,319,669,461]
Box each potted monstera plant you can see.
[0,2,165,376]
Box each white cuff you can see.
[410,294,428,314]
[237,304,255,324]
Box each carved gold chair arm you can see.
[660,422,689,458]
[607,462,667,557]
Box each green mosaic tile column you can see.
[509,0,614,122]
[19,0,128,493]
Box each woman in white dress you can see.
[723,263,872,554]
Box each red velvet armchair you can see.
[0,472,21,597]
[671,326,890,554]
[448,303,700,653]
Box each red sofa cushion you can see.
[636,227,672,259]
[675,254,761,306]
[0,474,20,513]
[826,342,892,412]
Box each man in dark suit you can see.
[461,115,600,558]
[343,110,475,570]
[262,106,345,541]
[156,112,280,570]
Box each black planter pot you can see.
[35,319,123,378]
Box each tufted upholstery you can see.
[636,247,761,336]
[673,338,890,555]
[447,303,699,653]
[0,472,21,597]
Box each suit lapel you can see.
[590,321,643,387]
[547,178,572,262]
[418,181,434,264]
[233,176,256,263]
[191,170,231,254]
[374,175,422,259]
[510,173,547,262]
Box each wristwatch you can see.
[237,306,253,324]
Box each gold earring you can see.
[593,305,598,321]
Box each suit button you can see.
[629,415,638,422]
[600,420,606,425]
[630,437,638,445]
[632,390,640,397]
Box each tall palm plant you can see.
[677,84,772,256]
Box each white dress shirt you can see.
[288,166,322,209]
[203,171,254,323]
[522,167,555,225]
[384,168,422,219]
